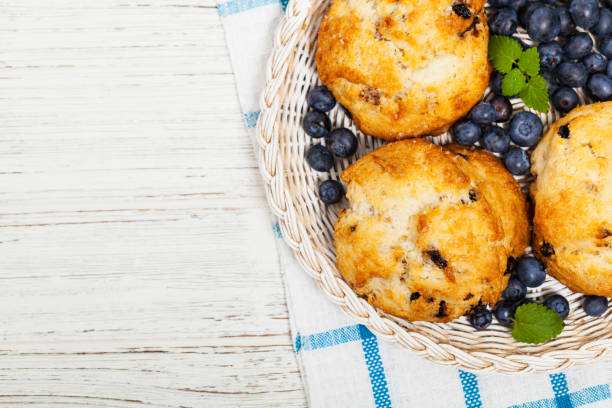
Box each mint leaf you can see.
[502,68,527,96]
[489,35,522,74]
[518,47,540,77]
[520,75,550,113]
[512,303,563,344]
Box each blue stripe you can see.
[280,0,289,12]
[295,325,362,352]
[459,370,483,408]
[550,373,572,408]
[508,398,558,408]
[272,222,282,238]
[361,332,392,408]
[243,111,260,128]
[508,376,611,408]
[569,384,611,407]
[294,325,392,407]
[218,0,278,17]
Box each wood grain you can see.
[0,1,306,406]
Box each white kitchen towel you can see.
[217,1,612,407]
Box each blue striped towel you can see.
[217,1,612,406]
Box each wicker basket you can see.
[255,0,612,373]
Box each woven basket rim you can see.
[255,0,612,374]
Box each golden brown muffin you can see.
[531,102,612,297]
[446,144,530,259]
[316,0,490,141]
[334,139,529,322]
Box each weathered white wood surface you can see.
[0,1,307,406]
[3,1,612,407]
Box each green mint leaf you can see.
[512,303,563,344]
[518,46,540,77]
[502,68,527,96]
[520,75,550,113]
[488,35,522,74]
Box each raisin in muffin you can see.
[531,102,612,297]
[316,0,490,141]
[334,139,529,322]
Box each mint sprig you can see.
[488,35,550,113]
[520,75,550,113]
[489,35,522,73]
[517,46,540,77]
[502,68,526,96]
[512,303,563,344]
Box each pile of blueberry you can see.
[453,98,542,175]
[489,0,612,107]
[469,255,610,330]
[302,85,358,204]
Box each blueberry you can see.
[503,277,527,301]
[557,5,576,37]
[583,295,609,317]
[544,294,570,319]
[329,128,358,157]
[504,148,531,175]
[594,8,612,38]
[556,61,588,88]
[520,2,543,27]
[490,95,513,122]
[307,85,336,112]
[488,0,510,7]
[517,256,547,287]
[563,32,593,59]
[587,73,612,100]
[469,306,493,330]
[491,71,504,95]
[490,8,519,35]
[538,42,563,71]
[491,0,525,8]
[540,69,559,96]
[552,86,579,112]
[318,180,344,204]
[306,144,334,172]
[494,300,518,325]
[607,60,612,77]
[507,0,526,10]
[302,110,331,138]
[470,102,497,125]
[600,37,612,59]
[527,6,560,42]
[518,297,536,307]
[509,111,543,147]
[570,0,600,29]
[482,125,511,153]
[583,53,607,73]
[452,120,482,145]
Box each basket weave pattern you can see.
[255,0,612,373]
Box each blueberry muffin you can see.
[531,102,612,297]
[334,139,529,322]
[316,0,490,141]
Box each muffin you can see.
[316,0,490,141]
[334,139,529,322]
[531,102,612,297]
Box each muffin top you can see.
[334,139,528,322]
[316,0,490,141]
[531,102,612,296]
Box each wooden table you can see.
[1,1,307,406]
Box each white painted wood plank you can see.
[0,1,307,406]
[3,1,610,406]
